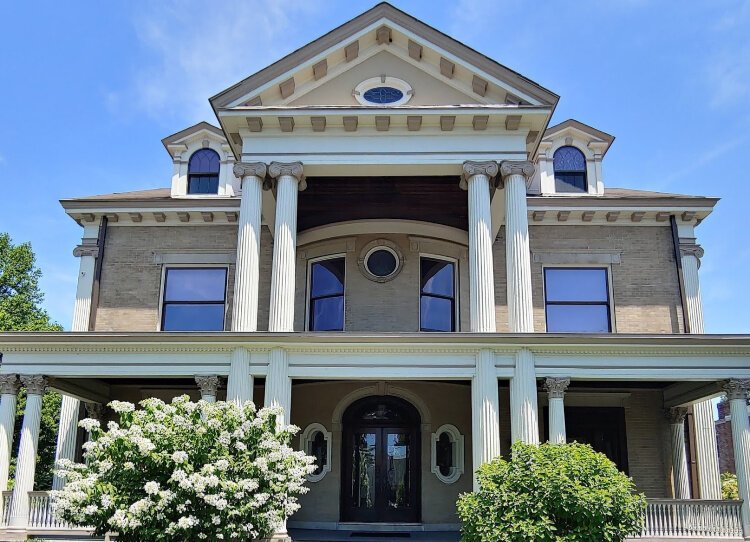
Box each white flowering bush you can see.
[52,396,316,542]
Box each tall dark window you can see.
[420,258,456,332]
[309,257,345,331]
[544,267,611,333]
[187,149,220,194]
[161,268,227,331]
[553,146,587,192]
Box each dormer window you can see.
[187,149,220,194]
[553,146,587,193]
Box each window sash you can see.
[188,174,220,194]
[161,267,227,331]
[308,257,346,331]
[420,258,456,332]
[544,267,611,333]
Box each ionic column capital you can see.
[679,239,705,265]
[724,379,750,401]
[85,402,104,421]
[499,160,535,189]
[195,375,220,398]
[0,374,19,395]
[20,375,47,396]
[461,160,499,189]
[269,161,306,190]
[233,162,267,180]
[666,406,688,424]
[543,377,570,399]
[72,238,99,258]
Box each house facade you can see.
[1,3,750,540]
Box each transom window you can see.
[544,267,611,333]
[187,148,220,194]
[553,146,587,193]
[161,267,227,331]
[420,257,456,332]
[308,257,345,331]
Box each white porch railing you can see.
[28,490,74,529]
[639,499,744,539]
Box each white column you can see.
[268,162,305,333]
[471,349,501,490]
[500,161,535,333]
[226,348,253,405]
[53,238,99,488]
[510,348,539,444]
[232,162,266,332]
[680,240,705,334]
[666,407,691,499]
[9,375,47,529]
[195,375,220,403]
[264,348,291,427]
[725,380,750,536]
[544,377,569,444]
[679,240,721,499]
[51,396,80,490]
[0,375,19,491]
[461,161,498,333]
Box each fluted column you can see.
[226,348,253,405]
[500,161,535,333]
[9,375,47,528]
[680,240,705,334]
[0,375,20,491]
[461,161,498,332]
[679,240,721,499]
[471,349,501,490]
[666,408,691,499]
[268,162,305,333]
[51,395,80,490]
[510,348,539,444]
[52,240,99,488]
[264,348,291,427]
[724,380,750,536]
[544,377,569,444]
[195,375,220,403]
[232,162,266,332]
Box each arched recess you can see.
[331,382,432,432]
[298,219,468,248]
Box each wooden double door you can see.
[341,396,421,523]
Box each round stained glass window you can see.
[366,248,398,278]
[363,86,404,104]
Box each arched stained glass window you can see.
[188,149,220,194]
[553,146,587,193]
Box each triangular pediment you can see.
[210,3,558,111]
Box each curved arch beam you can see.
[331,383,432,431]
[298,219,468,248]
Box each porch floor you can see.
[289,529,460,542]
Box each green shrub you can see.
[457,442,646,542]
[722,472,739,500]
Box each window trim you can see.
[305,254,347,332]
[430,424,464,484]
[419,253,459,332]
[157,264,229,332]
[552,145,588,193]
[542,265,616,333]
[300,423,332,482]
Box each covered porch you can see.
[0,332,748,540]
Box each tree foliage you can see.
[722,472,739,500]
[53,397,315,542]
[457,442,646,542]
[0,232,62,489]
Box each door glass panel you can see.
[352,433,376,509]
[385,432,410,510]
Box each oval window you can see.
[363,86,404,104]
[366,248,398,278]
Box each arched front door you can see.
[341,396,421,523]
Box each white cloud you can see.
[659,136,745,186]
[110,0,321,123]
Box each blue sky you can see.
[0,0,748,332]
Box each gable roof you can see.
[160,121,225,153]
[209,2,558,112]
[544,119,615,145]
